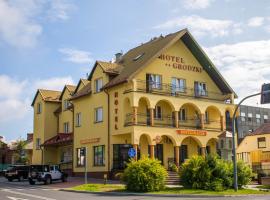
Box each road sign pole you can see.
[84,147,87,184]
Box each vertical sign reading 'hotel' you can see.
[114,92,119,130]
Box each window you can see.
[256,114,261,123]
[37,103,42,114]
[64,122,70,133]
[264,115,268,123]
[76,113,81,127]
[60,148,72,163]
[240,112,246,122]
[171,78,186,93]
[95,78,103,93]
[194,81,207,96]
[179,108,186,121]
[77,148,86,166]
[64,100,71,110]
[258,137,266,148]
[154,106,162,119]
[94,145,105,166]
[95,107,103,122]
[147,74,162,89]
[248,113,252,122]
[36,138,41,150]
[205,111,209,123]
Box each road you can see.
[0,177,270,200]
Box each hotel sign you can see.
[176,129,207,136]
[158,54,202,73]
[80,138,100,144]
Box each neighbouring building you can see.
[237,122,270,174]
[31,29,237,178]
[237,105,270,143]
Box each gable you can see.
[135,40,221,94]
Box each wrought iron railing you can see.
[125,79,231,102]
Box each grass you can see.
[70,184,269,195]
[256,185,270,189]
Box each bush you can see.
[237,160,253,187]
[179,154,252,191]
[122,156,168,192]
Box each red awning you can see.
[42,133,73,146]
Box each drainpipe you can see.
[104,89,111,177]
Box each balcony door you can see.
[194,81,207,97]
[146,74,162,92]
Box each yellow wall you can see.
[237,134,270,153]
[59,89,73,133]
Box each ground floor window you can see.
[93,145,105,166]
[113,144,132,170]
[77,148,86,167]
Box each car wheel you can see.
[44,176,51,185]
[8,178,12,182]
[18,176,22,182]
[29,180,35,185]
[61,175,67,182]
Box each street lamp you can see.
[232,83,270,191]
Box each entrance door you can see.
[180,145,188,163]
[155,144,163,164]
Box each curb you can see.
[59,189,268,198]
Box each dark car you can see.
[5,165,30,182]
[28,164,67,185]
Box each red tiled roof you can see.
[248,122,270,136]
[42,133,73,146]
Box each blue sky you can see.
[1,0,270,141]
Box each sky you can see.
[0,0,270,142]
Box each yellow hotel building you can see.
[31,29,237,178]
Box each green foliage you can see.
[237,160,253,187]
[122,156,168,192]
[179,154,252,191]
[169,163,179,172]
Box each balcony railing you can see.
[124,80,232,102]
[204,120,222,131]
[179,119,201,129]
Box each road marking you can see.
[7,196,29,200]
[1,189,56,200]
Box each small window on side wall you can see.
[95,78,103,93]
[36,138,41,150]
[77,148,86,167]
[93,145,105,166]
[95,107,103,122]
[37,103,42,114]
[258,137,266,148]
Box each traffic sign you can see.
[128,148,136,158]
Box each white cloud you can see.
[59,48,94,64]
[154,15,242,38]
[47,0,76,21]
[0,75,75,123]
[183,0,214,10]
[204,40,270,107]
[0,0,74,48]
[247,17,264,27]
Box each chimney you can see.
[115,52,123,62]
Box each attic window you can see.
[133,53,144,61]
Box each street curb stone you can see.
[59,189,269,198]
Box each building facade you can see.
[31,29,236,178]
[237,105,270,142]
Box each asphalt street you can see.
[0,177,270,200]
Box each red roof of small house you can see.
[42,133,73,146]
[247,122,270,136]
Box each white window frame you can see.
[95,107,103,122]
[172,77,186,93]
[195,81,207,96]
[154,106,162,119]
[149,74,162,89]
[76,112,81,127]
[64,100,70,110]
[248,113,252,122]
[64,122,70,133]
[95,78,103,93]
[264,115,268,123]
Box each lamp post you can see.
[231,92,261,191]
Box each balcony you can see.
[125,113,222,131]
[124,79,232,102]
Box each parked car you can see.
[4,165,30,182]
[28,164,67,185]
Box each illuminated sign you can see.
[158,54,202,73]
[176,129,207,136]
